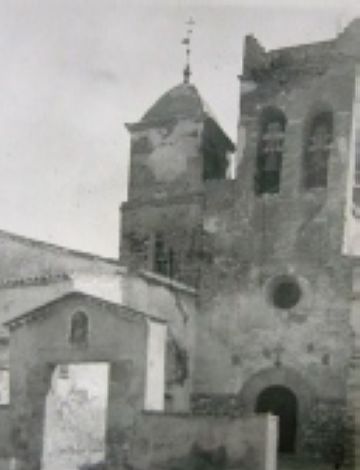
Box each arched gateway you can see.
[240,367,314,454]
[256,385,297,453]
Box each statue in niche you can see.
[69,311,89,347]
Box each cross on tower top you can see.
[181,17,195,84]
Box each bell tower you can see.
[120,81,234,286]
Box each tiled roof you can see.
[141,83,205,122]
[0,228,123,285]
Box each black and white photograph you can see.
[1,1,360,469]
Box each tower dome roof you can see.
[126,82,234,150]
[141,83,214,123]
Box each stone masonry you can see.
[120,19,360,464]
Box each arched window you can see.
[255,108,286,195]
[69,311,89,346]
[304,110,333,188]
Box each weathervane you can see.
[182,17,195,84]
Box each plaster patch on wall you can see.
[146,121,200,182]
[203,216,221,234]
[42,363,109,470]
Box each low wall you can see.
[125,411,277,470]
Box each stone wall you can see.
[125,411,277,470]
[301,399,346,463]
[120,195,203,287]
[191,393,244,417]
[191,392,347,463]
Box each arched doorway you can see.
[256,385,297,454]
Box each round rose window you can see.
[271,277,301,309]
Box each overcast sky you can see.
[1,0,360,257]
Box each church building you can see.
[3,15,360,470]
[120,17,360,464]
